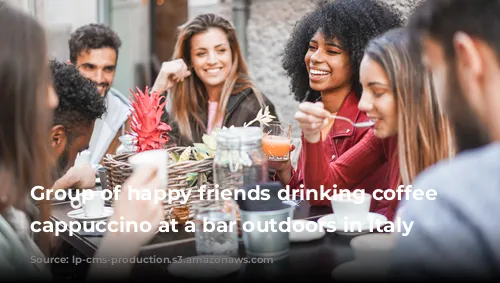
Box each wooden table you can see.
[50,200,357,280]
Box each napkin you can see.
[74,150,91,166]
[236,182,289,212]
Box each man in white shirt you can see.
[68,23,131,166]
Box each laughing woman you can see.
[152,14,277,146]
[358,28,455,188]
[275,0,402,220]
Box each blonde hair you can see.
[170,13,265,142]
[365,28,456,186]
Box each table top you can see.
[50,200,357,280]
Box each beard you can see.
[446,66,490,152]
[56,143,70,178]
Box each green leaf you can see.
[186,172,198,187]
[179,146,192,162]
[170,151,180,162]
[193,143,211,155]
[199,173,207,184]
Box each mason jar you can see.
[116,134,137,154]
[238,126,268,186]
[213,128,243,198]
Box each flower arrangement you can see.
[192,105,276,158]
[129,86,172,152]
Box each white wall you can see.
[110,0,150,96]
[4,0,150,97]
[2,0,34,14]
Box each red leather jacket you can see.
[286,92,400,221]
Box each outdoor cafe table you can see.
[50,200,357,280]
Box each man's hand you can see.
[52,164,96,193]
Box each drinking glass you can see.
[194,200,239,257]
[262,122,292,161]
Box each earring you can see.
[0,195,7,203]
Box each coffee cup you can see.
[128,149,168,187]
[330,192,371,231]
[82,190,105,218]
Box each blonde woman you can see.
[358,27,455,187]
[152,13,277,146]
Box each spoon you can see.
[329,114,375,128]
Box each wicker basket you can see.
[102,146,214,223]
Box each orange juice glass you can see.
[262,122,292,161]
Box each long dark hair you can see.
[0,3,55,254]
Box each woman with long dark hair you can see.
[0,4,163,280]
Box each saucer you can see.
[317,212,388,236]
[289,219,325,242]
[167,255,242,279]
[282,200,300,207]
[332,260,389,280]
[67,207,114,222]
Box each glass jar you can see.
[238,126,268,186]
[116,134,137,154]
[213,127,243,197]
[213,127,268,196]
[194,200,239,257]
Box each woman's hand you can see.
[294,102,331,143]
[106,166,164,246]
[151,59,191,93]
[89,166,164,280]
[268,145,296,185]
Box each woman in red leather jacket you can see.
[273,0,402,220]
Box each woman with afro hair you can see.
[273,0,403,220]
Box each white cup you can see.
[331,192,371,230]
[128,149,169,187]
[82,190,105,217]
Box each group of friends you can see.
[1,0,499,281]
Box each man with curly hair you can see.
[274,0,403,220]
[68,23,131,165]
[49,60,106,190]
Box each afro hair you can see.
[282,0,403,102]
[50,60,106,134]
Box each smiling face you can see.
[189,27,232,96]
[304,31,353,95]
[358,55,398,138]
[75,47,117,97]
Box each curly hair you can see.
[50,60,106,136]
[68,23,122,63]
[282,0,403,102]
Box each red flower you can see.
[129,86,172,152]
